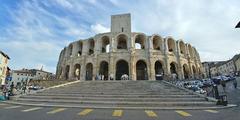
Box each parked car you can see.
[212,77,222,85]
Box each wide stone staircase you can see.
[9,81,219,109]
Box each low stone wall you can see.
[28,80,75,88]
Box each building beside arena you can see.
[56,13,203,81]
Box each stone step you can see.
[20,95,205,101]
[14,98,215,107]
[30,93,198,98]
[36,91,190,95]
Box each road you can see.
[0,78,239,120]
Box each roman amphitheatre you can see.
[56,13,202,81]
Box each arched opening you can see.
[167,38,176,52]
[155,61,164,80]
[135,34,145,49]
[116,60,129,80]
[86,63,93,80]
[69,44,73,57]
[153,35,162,50]
[170,62,178,80]
[179,41,186,55]
[74,64,81,80]
[102,36,110,53]
[99,61,109,80]
[192,65,196,79]
[65,65,70,80]
[188,45,193,58]
[136,60,148,80]
[88,39,95,55]
[77,41,83,56]
[117,34,127,49]
[183,64,189,79]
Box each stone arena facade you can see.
[56,13,203,81]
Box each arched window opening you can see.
[183,64,189,79]
[188,45,194,58]
[155,61,164,80]
[136,60,148,80]
[135,34,145,49]
[88,39,95,55]
[116,60,129,80]
[101,36,110,53]
[168,38,175,52]
[65,65,70,80]
[117,34,127,49]
[179,41,186,55]
[86,63,93,80]
[77,42,83,56]
[170,62,178,80]
[99,61,109,80]
[74,64,81,80]
[153,36,162,50]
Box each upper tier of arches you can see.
[61,33,200,61]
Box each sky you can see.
[0,0,239,73]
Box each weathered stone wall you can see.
[56,13,203,81]
[56,32,203,81]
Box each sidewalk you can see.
[219,77,240,106]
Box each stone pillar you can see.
[149,59,155,80]
[163,38,171,80]
[69,63,74,80]
[80,60,85,81]
[130,53,136,80]
[72,42,79,57]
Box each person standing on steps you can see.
[220,80,226,93]
[233,79,237,89]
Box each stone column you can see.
[69,62,74,80]
[149,59,156,80]
[80,60,85,81]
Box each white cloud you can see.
[91,23,110,34]
[55,0,73,9]
[1,0,240,74]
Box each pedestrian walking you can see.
[220,80,226,93]
[233,79,237,89]
[10,82,14,96]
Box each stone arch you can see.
[155,61,164,80]
[101,36,110,53]
[193,47,199,59]
[115,60,129,80]
[88,39,95,55]
[183,64,190,79]
[167,38,176,52]
[136,60,148,80]
[77,41,83,56]
[179,41,186,55]
[68,44,73,57]
[117,34,128,49]
[99,61,109,80]
[74,64,81,80]
[170,62,178,79]
[65,65,70,80]
[188,44,194,58]
[86,63,93,80]
[192,65,196,79]
[135,34,146,49]
[152,35,163,51]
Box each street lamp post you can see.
[235,21,240,28]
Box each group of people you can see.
[94,74,129,80]
[121,74,129,80]
[95,74,114,80]
[1,81,31,100]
